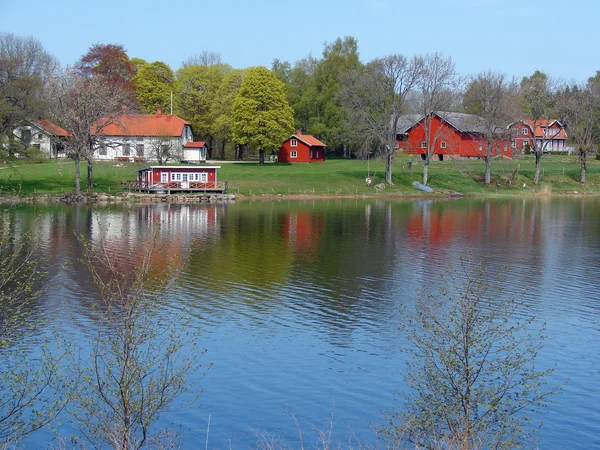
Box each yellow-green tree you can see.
[210,69,244,159]
[232,66,294,164]
[133,61,175,114]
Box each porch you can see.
[123,180,229,194]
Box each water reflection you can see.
[4,197,600,448]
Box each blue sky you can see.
[0,0,597,82]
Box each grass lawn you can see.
[1,154,599,197]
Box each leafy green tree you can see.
[210,69,244,159]
[133,61,175,114]
[232,66,294,164]
[175,64,227,155]
[286,56,319,134]
[383,256,557,450]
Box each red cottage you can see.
[135,165,226,193]
[397,112,511,159]
[507,119,567,154]
[278,130,326,163]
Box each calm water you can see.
[7,197,600,448]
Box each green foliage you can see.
[175,64,227,142]
[383,255,557,450]
[524,143,532,155]
[232,66,294,158]
[210,69,244,143]
[133,61,175,114]
[21,145,47,163]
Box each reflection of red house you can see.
[396,112,511,159]
[507,119,567,153]
[278,130,326,163]
[281,211,324,256]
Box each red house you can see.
[507,119,567,154]
[135,165,226,193]
[278,130,326,163]
[397,112,511,160]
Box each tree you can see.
[0,33,59,155]
[210,69,244,159]
[147,134,183,165]
[181,51,223,68]
[232,66,294,165]
[555,76,600,183]
[340,54,423,184]
[133,61,175,114]
[51,70,134,194]
[71,227,204,449]
[75,43,135,92]
[464,71,517,184]
[417,53,460,185]
[0,214,67,446]
[519,71,555,184]
[175,64,227,157]
[383,256,557,450]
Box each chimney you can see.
[296,128,302,135]
[121,105,127,113]
[156,105,162,115]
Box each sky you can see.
[0,0,597,82]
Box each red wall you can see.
[279,139,325,163]
[398,116,511,158]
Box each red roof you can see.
[94,113,191,137]
[35,120,71,138]
[291,134,326,147]
[184,141,206,148]
[521,119,567,139]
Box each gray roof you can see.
[395,111,490,135]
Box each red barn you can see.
[135,165,226,193]
[278,130,326,163]
[396,112,511,160]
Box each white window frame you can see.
[511,140,516,148]
[522,127,528,135]
[290,150,298,158]
[421,141,427,148]
[440,141,447,149]
[479,144,483,151]
[161,172,168,183]
[200,172,208,182]
[170,173,182,181]
[290,138,297,147]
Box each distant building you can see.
[279,130,326,163]
[183,141,208,163]
[12,120,71,158]
[396,112,511,159]
[507,119,567,153]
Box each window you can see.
[21,129,31,141]
[161,172,168,183]
[200,172,208,182]
[496,144,499,151]
[421,141,427,148]
[511,140,516,148]
[522,128,528,135]
[33,144,40,150]
[136,144,144,157]
[291,150,297,158]
[512,128,519,135]
[170,173,182,181]
[37,133,43,140]
[504,144,508,151]
[479,144,483,151]
[523,139,529,146]
[440,141,447,149]
[290,139,297,147]
[99,144,107,156]
[191,173,199,181]
[182,173,188,182]
[122,143,131,156]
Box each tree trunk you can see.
[385,150,393,185]
[74,152,81,195]
[87,158,93,191]
[423,158,430,186]
[484,140,492,185]
[220,140,226,160]
[533,150,542,184]
[259,149,265,165]
[580,149,587,184]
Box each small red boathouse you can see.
[135,166,226,192]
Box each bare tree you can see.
[519,71,558,184]
[147,135,183,165]
[464,71,518,184]
[181,51,223,68]
[70,226,205,450]
[50,69,134,194]
[382,255,558,450]
[340,54,423,184]
[416,53,461,185]
[556,77,600,183]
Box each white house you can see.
[92,106,197,161]
[12,120,71,158]
[182,141,208,163]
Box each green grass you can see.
[1,154,599,197]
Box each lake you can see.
[6,197,600,448]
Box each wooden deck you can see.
[122,180,229,194]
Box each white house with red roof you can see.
[508,119,568,154]
[12,120,71,158]
[92,106,197,161]
[278,130,326,163]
